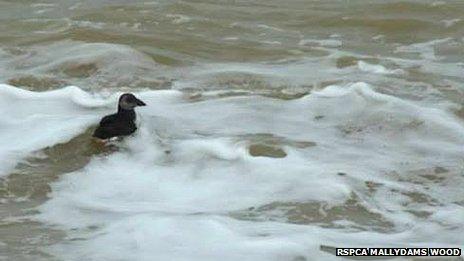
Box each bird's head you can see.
[118,93,146,110]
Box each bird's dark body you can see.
[93,93,146,140]
[93,108,137,139]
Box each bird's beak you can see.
[136,98,146,106]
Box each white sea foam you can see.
[441,18,461,28]
[0,84,108,176]
[257,24,285,32]
[1,41,165,89]
[357,61,404,75]
[70,20,106,29]
[395,38,453,60]
[222,37,239,41]
[11,82,459,260]
[166,14,192,24]
[299,39,342,48]
[261,41,282,45]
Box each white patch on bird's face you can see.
[119,96,137,109]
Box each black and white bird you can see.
[93,93,146,141]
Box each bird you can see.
[93,93,146,141]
